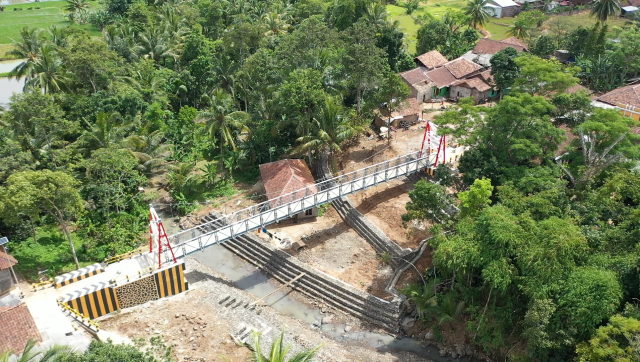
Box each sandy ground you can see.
[100,289,253,362]
[350,179,429,250]
[259,208,395,301]
[99,259,434,362]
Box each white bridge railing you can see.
[163,150,434,261]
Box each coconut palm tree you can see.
[135,26,177,66]
[590,0,621,23]
[197,89,251,169]
[8,27,45,81]
[263,12,289,36]
[167,162,199,196]
[103,23,138,62]
[26,44,68,94]
[79,112,134,152]
[48,25,68,47]
[364,2,387,29]
[213,55,238,98]
[64,0,89,13]
[0,339,70,362]
[250,329,321,362]
[122,130,172,176]
[159,5,188,41]
[64,0,90,23]
[295,97,359,160]
[507,19,531,40]
[464,0,491,29]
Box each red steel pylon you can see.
[149,206,177,269]
[434,135,444,166]
[419,120,430,158]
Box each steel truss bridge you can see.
[159,150,435,263]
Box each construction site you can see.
[2,118,480,362]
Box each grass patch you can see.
[486,11,628,41]
[485,18,517,40]
[388,3,631,53]
[0,1,101,58]
[387,0,468,54]
[540,10,628,32]
[10,226,92,281]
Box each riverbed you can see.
[157,211,479,361]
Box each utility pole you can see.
[0,237,18,286]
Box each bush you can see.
[10,227,88,280]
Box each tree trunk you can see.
[57,210,80,269]
[473,286,493,341]
[30,217,37,244]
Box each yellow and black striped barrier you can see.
[154,263,188,298]
[60,261,189,321]
[55,263,104,289]
[57,299,101,331]
[32,279,54,291]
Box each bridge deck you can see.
[160,151,434,263]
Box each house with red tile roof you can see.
[423,58,488,101]
[414,50,449,70]
[0,303,42,355]
[461,37,528,67]
[593,82,640,121]
[450,70,496,101]
[399,55,496,104]
[259,159,318,219]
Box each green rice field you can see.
[0,0,99,58]
[388,0,630,55]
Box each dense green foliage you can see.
[404,60,640,361]
[0,0,410,279]
[527,21,640,92]
[1,339,163,362]
[416,11,480,59]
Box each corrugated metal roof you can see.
[491,0,519,7]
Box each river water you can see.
[0,59,25,108]
[158,212,479,361]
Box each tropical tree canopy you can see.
[590,0,621,23]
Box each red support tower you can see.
[419,120,431,158]
[434,135,444,166]
[149,205,177,269]
[443,134,446,165]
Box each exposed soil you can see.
[258,208,395,301]
[350,179,429,250]
[100,289,253,362]
[99,259,434,362]
[394,249,434,292]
